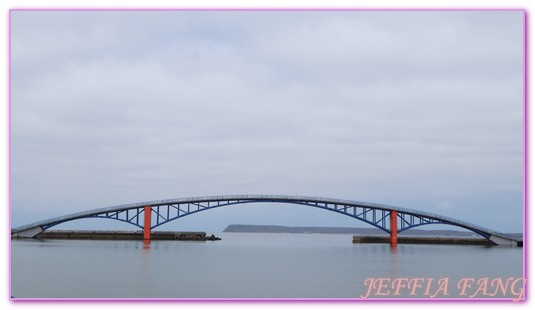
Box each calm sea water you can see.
[11,233,524,299]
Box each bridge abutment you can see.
[11,226,43,238]
[489,234,518,246]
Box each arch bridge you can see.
[11,195,518,246]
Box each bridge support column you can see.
[390,210,398,246]
[144,206,152,241]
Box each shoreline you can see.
[19,230,221,241]
[11,230,523,246]
[352,235,523,246]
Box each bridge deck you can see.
[11,195,517,245]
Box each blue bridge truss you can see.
[11,195,519,245]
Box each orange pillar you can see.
[144,206,152,241]
[390,210,398,246]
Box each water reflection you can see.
[140,240,152,296]
[390,244,398,276]
[11,234,523,298]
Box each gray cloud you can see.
[11,10,524,232]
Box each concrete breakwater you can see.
[352,235,496,246]
[34,230,221,241]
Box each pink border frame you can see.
[523,8,529,304]
[6,8,528,303]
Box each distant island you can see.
[223,224,478,236]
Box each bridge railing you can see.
[12,195,513,240]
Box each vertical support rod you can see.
[390,210,398,246]
[144,206,152,241]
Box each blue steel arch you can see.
[147,199,393,233]
[11,195,515,243]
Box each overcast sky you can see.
[10,10,524,233]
